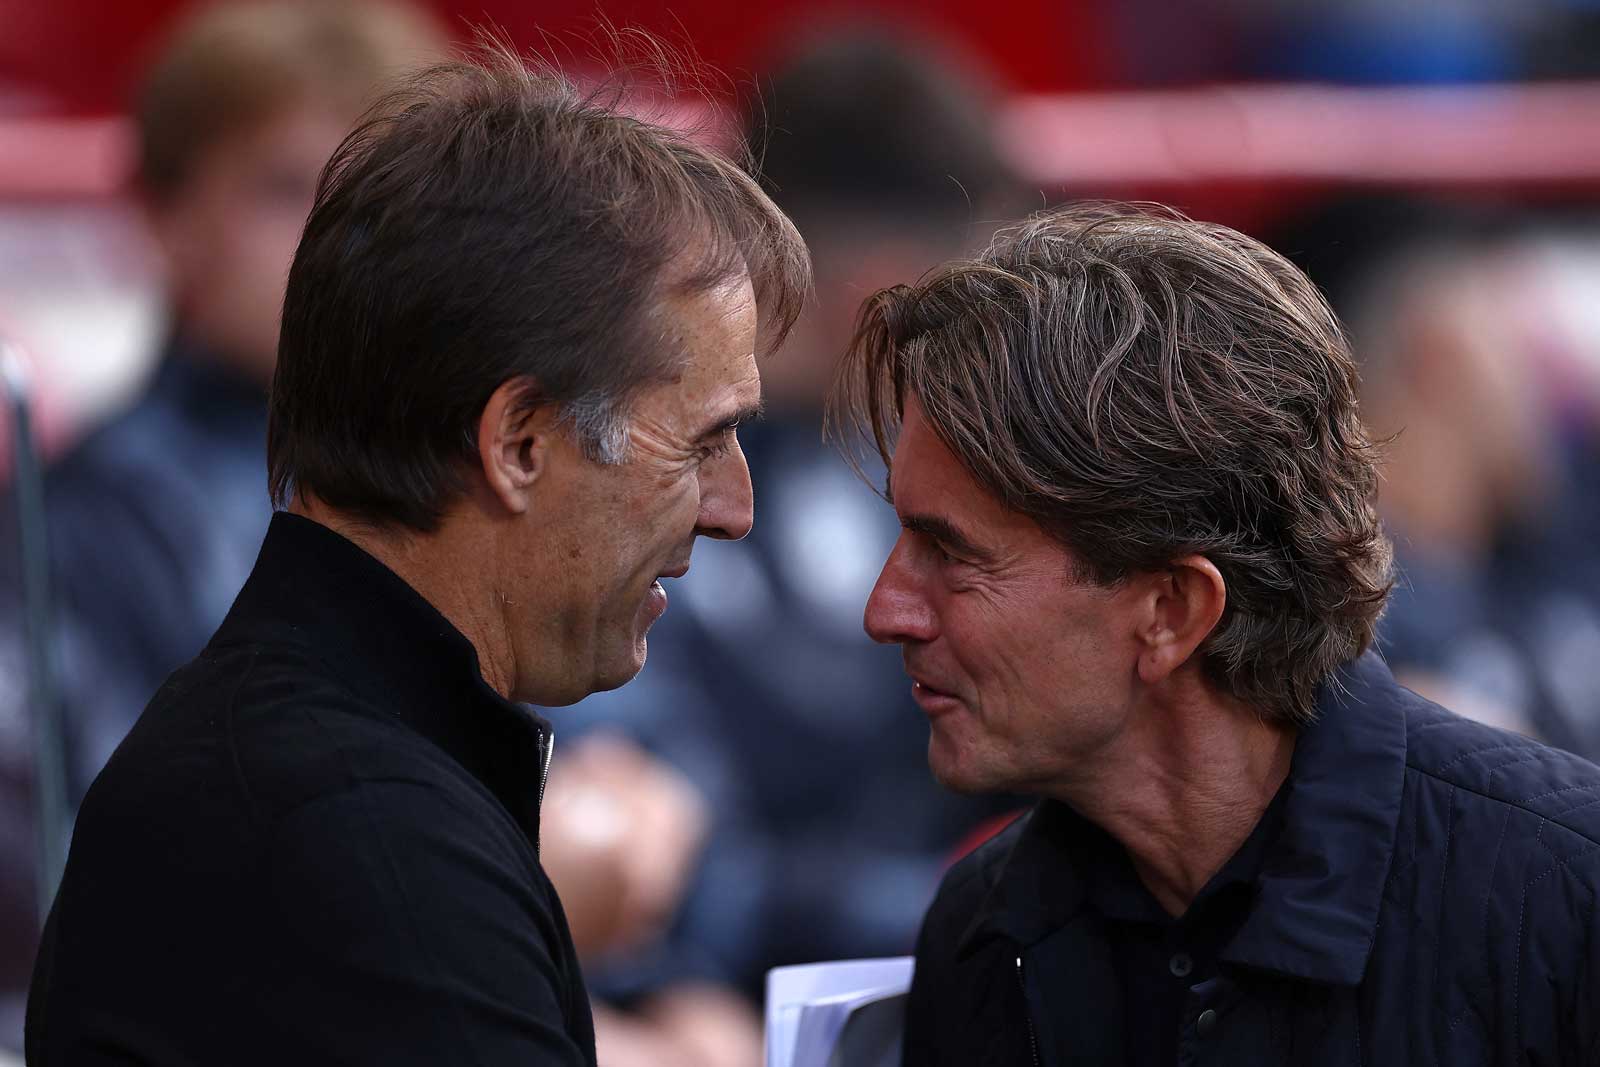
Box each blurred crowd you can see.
[4,0,1600,1062]
[1268,198,1600,750]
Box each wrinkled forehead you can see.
[659,270,759,373]
[888,395,990,509]
[637,272,762,424]
[889,392,1090,576]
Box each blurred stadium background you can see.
[7,0,1600,450]
[5,1,1600,1062]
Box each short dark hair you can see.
[136,0,442,202]
[269,45,810,529]
[833,201,1393,726]
[746,27,1010,227]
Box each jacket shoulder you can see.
[1400,684,1600,848]
[921,811,1030,942]
[100,641,503,833]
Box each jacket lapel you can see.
[1023,914,1126,1066]
[1221,653,1409,986]
[949,651,1412,1064]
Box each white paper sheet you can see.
[765,957,914,1067]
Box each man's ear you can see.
[1133,554,1227,686]
[476,377,557,516]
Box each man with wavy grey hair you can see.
[836,203,1600,1065]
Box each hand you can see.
[642,983,764,1067]
[591,1001,698,1067]
[539,733,709,956]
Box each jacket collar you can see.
[212,512,553,845]
[958,651,1409,988]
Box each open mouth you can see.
[643,564,689,620]
[910,681,961,718]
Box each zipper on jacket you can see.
[1016,955,1041,1067]
[535,730,554,856]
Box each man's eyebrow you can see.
[900,513,990,562]
[696,399,764,441]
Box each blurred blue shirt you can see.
[0,340,271,1036]
[1379,447,1600,760]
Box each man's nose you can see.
[696,443,755,541]
[864,534,937,645]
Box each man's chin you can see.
[929,722,1026,795]
[588,638,649,696]
[928,740,988,796]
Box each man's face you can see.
[147,105,352,384]
[519,274,761,706]
[863,396,1146,795]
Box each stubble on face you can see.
[872,398,1143,798]
[529,274,761,702]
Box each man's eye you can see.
[702,431,736,460]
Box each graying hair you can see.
[563,392,632,465]
[833,201,1394,726]
[269,41,809,529]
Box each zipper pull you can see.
[534,729,554,857]
[1016,955,1041,1067]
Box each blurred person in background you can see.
[1274,197,1600,758]
[58,0,445,772]
[564,28,1022,1059]
[0,0,443,1042]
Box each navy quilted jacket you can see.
[903,652,1600,1066]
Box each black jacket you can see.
[27,513,597,1065]
[904,653,1600,1066]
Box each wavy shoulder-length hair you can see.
[832,201,1393,726]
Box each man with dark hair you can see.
[26,47,807,1065]
[837,202,1600,1065]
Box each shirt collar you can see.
[213,512,554,845]
[1084,780,1289,928]
[958,651,1408,988]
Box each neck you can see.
[289,497,518,700]
[1052,679,1296,918]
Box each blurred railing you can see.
[8,83,1600,198]
[1000,82,1600,186]
[0,116,132,198]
